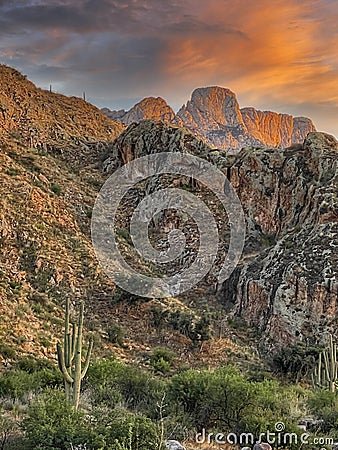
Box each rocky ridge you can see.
[103,86,315,151]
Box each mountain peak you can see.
[103,96,175,125]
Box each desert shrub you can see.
[98,410,160,450]
[168,365,296,436]
[164,309,211,344]
[15,356,55,373]
[22,389,103,450]
[107,323,125,346]
[307,390,338,438]
[0,413,18,449]
[0,364,62,400]
[50,184,62,196]
[0,344,16,360]
[272,343,321,382]
[86,359,166,417]
[149,348,176,374]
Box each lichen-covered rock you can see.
[221,132,338,349]
[103,119,212,173]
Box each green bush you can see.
[0,365,62,400]
[22,389,103,450]
[307,390,338,437]
[50,183,62,196]
[107,323,125,346]
[0,344,16,360]
[99,410,160,450]
[86,359,166,417]
[272,343,321,382]
[149,348,176,374]
[169,365,295,436]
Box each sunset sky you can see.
[1,0,338,137]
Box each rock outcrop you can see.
[221,132,338,350]
[103,97,175,125]
[176,87,315,150]
[102,120,337,350]
[103,119,211,173]
[174,86,252,150]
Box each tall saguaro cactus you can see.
[57,299,93,409]
[313,334,338,393]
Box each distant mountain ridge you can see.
[102,86,315,151]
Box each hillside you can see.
[0,65,125,167]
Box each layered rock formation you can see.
[241,107,315,148]
[175,87,315,150]
[102,86,315,152]
[222,132,338,349]
[103,97,175,126]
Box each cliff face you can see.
[103,121,337,350]
[174,86,252,150]
[176,87,315,151]
[103,119,211,172]
[221,132,338,350]
[241,107,315,149]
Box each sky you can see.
[0,0,338,137]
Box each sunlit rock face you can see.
[241,107,315,149]
[175,86,315,151]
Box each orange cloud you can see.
[162,0,338,135]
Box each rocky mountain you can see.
[175,86,315,150]
[103,86,315,151]
[241,107,315,148]
[0,64,336,362]
[103,96,175,125]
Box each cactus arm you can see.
[64,299,70,364]
[73,302,84,409]
[81,338,93,379]
[57,342,74,384]
[71,323,76,362]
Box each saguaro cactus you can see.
[313,334,338,393]
[57,299,93,409]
